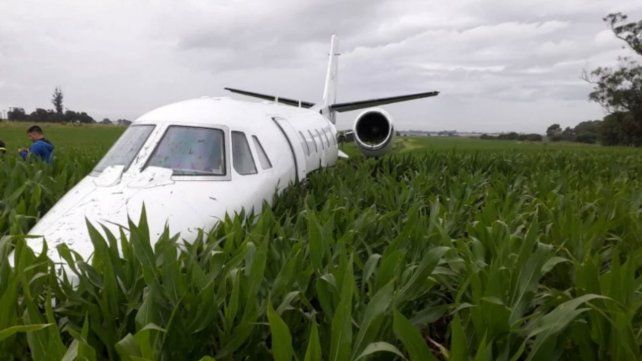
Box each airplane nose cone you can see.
[27,167,222,263]
[28,220,99,264]
[28,180,134,262]
[27,197,127,261]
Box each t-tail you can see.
[225,35,439,157]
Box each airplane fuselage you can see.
[27,35,438,263]
[28,97,338,261]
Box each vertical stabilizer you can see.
[322,35,339,122]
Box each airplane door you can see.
[271,117,306,181]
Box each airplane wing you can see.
[330,91,439,112]
[225,87,439,113]
[224,87,315,108]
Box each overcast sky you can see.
[1,0,641,133]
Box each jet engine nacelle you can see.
[353,108,394,157]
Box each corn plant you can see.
[0,140,640,360]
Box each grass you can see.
[0,121,125,152]
[0,125,641,360]
[340,135,639,159]
[396,136,633,152]
[0,122,122,237]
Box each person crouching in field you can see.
[19,125,54,163]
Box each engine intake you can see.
[353,108,394,157]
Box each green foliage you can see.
[0,152,100,237]
[546,124,561,140]
[52,87,64,115]
[0,122,124,153]
[481,133,543,142]
[604,13,641,59]
[8,86,103,123]
[573,120,601,144]
[545,122,600,144]
[600,112,640,146]
[0,134,640,359]
[588,12,642,146]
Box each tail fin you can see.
[226,34,439,121]
[322,35,340,122]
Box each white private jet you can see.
[27,35,438,261]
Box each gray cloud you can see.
[0,0,641,132]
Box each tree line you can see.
[545,121,602,144]
[480,133,543,141]
[5,88,131,125]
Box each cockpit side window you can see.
[93,124,155,174]
[147,126,225,176]
[232,131,258,175]
[252,135,272,170]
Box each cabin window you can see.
[322,128,331,147]
[315,129,325,150]
[232,131,258,175]
[93,124,155,174]
[298,131,310,156]
[307,130,318,153]
[326,128,335,146]
[147,126,225,176]
[252,135,272,170]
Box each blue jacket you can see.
[29,138,54,163]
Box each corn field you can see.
[0,143,641,360]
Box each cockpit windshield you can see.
[146,126,225,176]
[93,125,154,174]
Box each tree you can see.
[8,107,27,121]
[546,124,562,141]
[600,113,626,145]
[61,110,95,123]
[497,132,518,140]
[561,126,575,141]
[606,12,641,55]
[574,120,602,144]
[589,58,642,115]
[519,133,543,142]
[100,118,112,125]
[52,87,64,114]
[600,112,641,146]
[31,108,53,121]
[587,13,642,145]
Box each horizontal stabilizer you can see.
[225,87,315,108]
[330,91,439,113]
[338,150,349,159]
